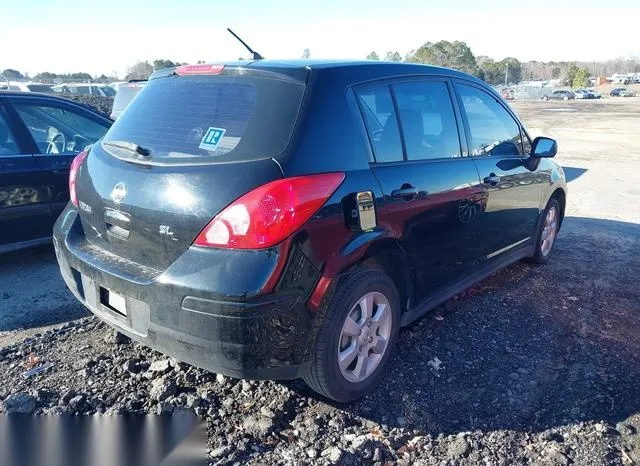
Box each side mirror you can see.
[531,136,557,158]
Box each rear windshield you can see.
[102,74,305,163]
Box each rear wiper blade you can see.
[103,140,151,157]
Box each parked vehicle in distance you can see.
[500,88,514,100]
[0,81,54,93]
[573,89,589,99]
[574,89,601,99]
[53,60,566,402]
[110,81,147,120]
[53,83,116,97]
[0,91,112,253]
[611,76,631,85]
[585,89,601,99]
[610,88,634,97]
[541,90,575,101]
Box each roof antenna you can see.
[227,28,263,60]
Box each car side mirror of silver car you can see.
[531,136,557,158]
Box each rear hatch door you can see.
[74,68,306,277]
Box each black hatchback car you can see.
[0,92,112,253]
[54,60,566,401]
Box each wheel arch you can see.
[307,235,415,314]
[549,187,566,227]
[350,239,415,313]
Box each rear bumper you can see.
[53,207,318,380]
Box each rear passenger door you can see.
[355,79,485,304]
[453,81,542,264]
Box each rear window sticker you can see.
[198,127,227,151]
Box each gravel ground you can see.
[1,99,639,465]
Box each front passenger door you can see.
[454,81,543,264]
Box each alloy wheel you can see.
[337,292,392,383]
[541,206,558,256]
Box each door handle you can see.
[391,185,418,199]
[483,173,501,186]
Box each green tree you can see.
[62,72,93,81]
[95,74,116,83]
[153,59,178,70]
[501,57,522,84]
[478,58,501,84]
[125,61,154,80]
[572,67,590,88]
[366,51,379,61]
[301,48,311,59]
[566,64,579,86]
[406,41,479,76]
[2,69,24,80]
[33,72,59,83]
[384,51,402,62]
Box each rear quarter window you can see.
[102,75,305,163]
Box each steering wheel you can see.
[46,132,67,154]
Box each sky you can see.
[1,0,639,78]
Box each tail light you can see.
[194,173,345,249]
[69,150,89,207]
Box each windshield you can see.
[102,74,305,163]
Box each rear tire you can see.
[529,197,561,264]
[303,268,400,402]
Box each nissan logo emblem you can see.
[110,182,127,204]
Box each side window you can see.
[0,109,20,156]
[457,84,523,156]
[13,103,109,155]
[393,81,461,160]
[355,85,403,163]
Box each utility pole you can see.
[505,61,509,86]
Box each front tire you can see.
[303,268,400,402]
[530,197,561,264]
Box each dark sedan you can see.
[610,88,634,97]
[0,92,112,253]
